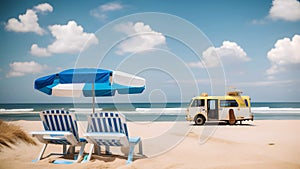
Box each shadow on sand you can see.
[191,121,255,127]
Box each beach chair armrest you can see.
[30,131,78,145]
[84,132,129,146]
[129,137,141,144]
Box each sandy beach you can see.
[0,120,300,169]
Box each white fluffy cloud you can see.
[114,22,166,55]
[268,0,300,21]
[30,21,99,56]
[30,44,51,57]
[5,9,45,35]
[189,41,250,68]
[5,3,53,35]
[90,2,123,20]
[7,61,48,77]
[34,3,53,13]
[267,34,300,75]
[100,2,123,12]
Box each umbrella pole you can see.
[92,83,95,114]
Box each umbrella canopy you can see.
[34,68,145,113]
[35,68,145,97]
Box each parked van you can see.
[186,90,253,125]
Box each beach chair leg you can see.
[63,144,67,154]
[75,143,86,163]
[138,141,143,155]
[126,144,135,165]
[105,146,111,155]
[94,144,101,155]
[53,143,86,165]
[82,144,94,163]
[33,144,48,162]
[67,145,75,154]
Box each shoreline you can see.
[2,112,300,122]
[0,120,300,169]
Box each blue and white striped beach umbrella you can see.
[34,68,145,112]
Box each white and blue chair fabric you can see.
[30,110,87,164]
[84,112,143,164]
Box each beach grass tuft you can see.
[0,120,36,150]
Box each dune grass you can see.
[0,120,36,150]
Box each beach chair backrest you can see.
[87,112,129,137]
[40,110,79,140]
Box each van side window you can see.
[220,100,238,107]
[244,99,249,107]
[191,99,205,107]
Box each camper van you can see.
[186,91,253,125]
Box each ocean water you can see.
[0,102,300,121]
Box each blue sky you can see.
[0,0,300,103]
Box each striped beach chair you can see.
[30,110,87,164]
[84,112,143,164]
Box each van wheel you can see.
[228,109,236,125]
[194,115,206,125]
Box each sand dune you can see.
[0,120,36,150]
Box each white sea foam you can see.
[69,108,103,113]
[252,107,300,114]
[0,108,103,114]
[135,108,186,115]
[1,107,300,115]
[0,108,36,114]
